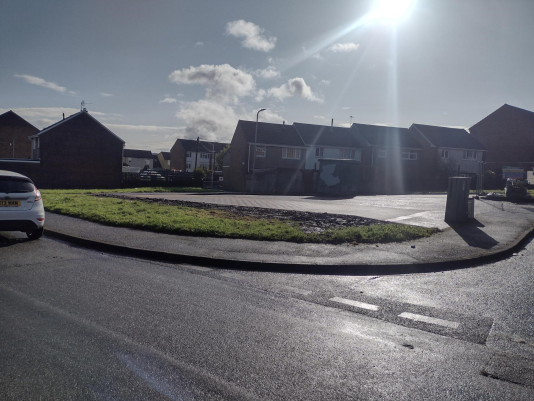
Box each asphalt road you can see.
[1,232,533,400]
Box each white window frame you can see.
[255,146,266,158]
[282,148,301,160]
[463,150,477,160]
[186,151,191,158]
[200,153,210,159]
[342,149,355,159]
[440,149,449,159]
[401,150,418,160]
[186,163,191,170]
[315,147,324,157]
[377,149,386,159]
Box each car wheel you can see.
[27,227,44,240]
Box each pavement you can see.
[41,193,534,273]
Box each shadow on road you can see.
[449,219,499,249]
[0,233,31,248]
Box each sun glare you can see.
[370,0,414,23]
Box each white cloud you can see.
[100,92,113,97]
[226,20,276,52]
[195,41,204,47]
[342,106,350,110]
[175,100,285,141]
[255,89,266,102]
[313,115,326,119]
[105,123,184,132]
[328,42,360,52]
[14,74,71,94]
[267,78,323,103]
[254,66,280,79]
[312,53,324,60]
[159,97,177,104]
[169,64,256,103]
[319,80,330,86]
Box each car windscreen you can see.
[0,176,35,193]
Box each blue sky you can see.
[1,0,533,151]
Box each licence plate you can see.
[0,200,21,207]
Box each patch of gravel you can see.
[99,194,389,234]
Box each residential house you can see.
[0,110,39,159]
[293,122,364,170]
[223,120,308,193]
[157,151,171,170]
[352,123,424,194]
[152,153,162,169]
[170,138,227,172]
[123,149,153,170]
[0,109,125,188]
[470,104,534,177]
[409,123,486,189]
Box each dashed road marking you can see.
[399,312,460,329]
[279,286,312,296]
[330,297,380,311]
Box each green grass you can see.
[41,187,220,194]
[41,190,438,244]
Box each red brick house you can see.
[0,110,39,159]
[223,120,308,193]
[0,109,125,188]
[470,104,534,177]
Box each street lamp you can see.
[251,108,266,193]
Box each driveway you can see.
[123,193,450,229]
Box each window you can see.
[255,146,266,157]
[186,163,191,170]
[377,149,386,158]
[315,147,324,157]
[186,151,191,158]
[342,149,355,159]
[282,148,301,159]
[440,149,449,158]
[200,153,209,159]
[464,150,477,160]
[401,150,418,160]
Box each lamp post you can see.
[251,108,266,193]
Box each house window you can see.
[255,146,266,157]
[186,163,191,169]
[377,149,386,159]
[464,150,477,160]
[200,153,209,159]
[315,147,324,157]
[440,150,449,159]
[401,150,418,160]
[282,148,301,159]
[342,149,355,159]
[186,151,191,158]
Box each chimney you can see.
[283,121,285,125]
[63,113,65,120]
[331,118,333,132]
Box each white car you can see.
[0,170,45,239]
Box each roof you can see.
[31,110,125,143]
[0,110,39,131]
[238,120,305,147]
[351,123,421,148]
[124,149,153,158]
[175,139,228,154]
[159,151,170,160]
[293,122,364,148]
[411,124,486,150]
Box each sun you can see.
[370,0,414,23]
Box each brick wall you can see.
[223,124,248,192]
[0,121,38,159]
[170,140,185,171]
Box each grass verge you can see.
[41,190,438,244]
[41,187,220,194]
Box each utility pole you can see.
[195,137,199,169]
[251,108,266,193]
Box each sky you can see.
[1,0,533,152]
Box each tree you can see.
[193,167,206,179]
[215,145,230,171]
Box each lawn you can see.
[41,189,439,244]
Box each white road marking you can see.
[220,272,249,280]
[398,312,460,329]
[279,286,312,295]
[386,211,434,222]
[330,297,380,311]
